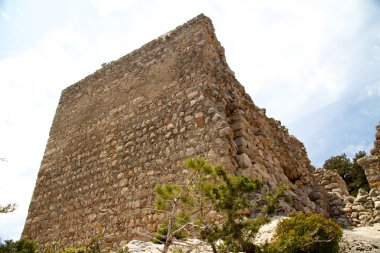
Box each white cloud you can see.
[0,26,99,240]
[90,0,136,16]
[16,9,24,17]
[1,11,10,21]
[340,142,373,159]
[217,0,377,125]
[351,78,380,102]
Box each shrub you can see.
[153,158,287,253]
[0,238,36,253]
[323,151,369,196]
[269,213,343,253]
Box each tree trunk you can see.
[211,243,218,253]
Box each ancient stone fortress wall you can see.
[315,124,380,227]
[23,15,328,249]
[343,188,380,226]
[314,169,350,226]
[358,123,380,189]
[342,123,380,226]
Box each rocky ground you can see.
[340,224,380,253]
[123,217,380,252]
[254,216,380,253]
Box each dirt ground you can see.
[126,216,380,252]
[254,216,380,253]
[340,224,380,252]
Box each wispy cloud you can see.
[1,11,10,21]
[0,26,98,239]
[340,142,373,159]
[90,0,136,16]
[16,9,23,17]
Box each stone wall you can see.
[314,169,350,226]
[341,123,380,227]
[314,123,380,227]
[343,188,380,226]
[358,123,380,189]
[23,14,327,249]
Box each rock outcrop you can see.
[342,188,380,227]
[335,123,380,227]
[23,15,328,249]
[314,169,350,226]
[358,123,380,189]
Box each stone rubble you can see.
[122,221,380,253]
[124,239,213,253]
[340,223,380,253]
[342,188,380,227]
[314,169,350,227]
[358,123,380,189]
[343,123,380,227]
[314,123,380,228]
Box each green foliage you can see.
[154,183,194,245]
[323,151,369,196]
[154,158,287,253]
[349,151,370,195]
[86,238,100,253]
[61,247,86,253]
[115,246,130,253]
[0,238,36,253]
[39,242,93,253]
[323,154,351,176]
[260,184,289,215]
[268,213,343,253]
[153,220,189,244]
[187,159,267,252]
[0,160,17,215]
[39,223,104,253]
[0,203,16,214]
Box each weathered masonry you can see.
[23,15,328,249]
[358,123,380,189]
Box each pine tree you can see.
[154,158,287,253]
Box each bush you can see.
[0,238,36,253]
[323,151,369,196]
[269,213,343,253]
[153,158,287,253]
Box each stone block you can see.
[354,195,367,203]
[231,122,245,131]
[234,136,248,147]
[351,205,365,211]
[375,201,380,210]
[237,153,252,168]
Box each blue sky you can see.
[1,0,380,240]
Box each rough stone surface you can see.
[336,123,380,227]
[314,169,350,226]
[313,124,380,228]
[124,239,213,253]
[340,223,380,253]
[358,123,380,189]
[341,188,380,227]
[22,15,328,249]
[123,219,380,253]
